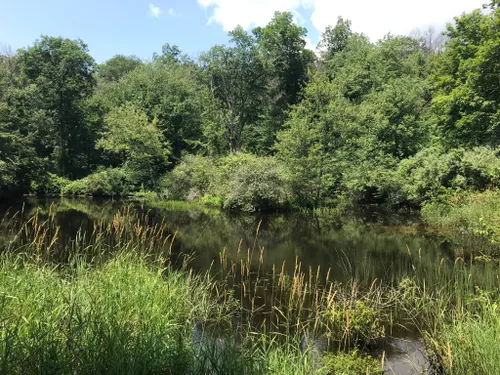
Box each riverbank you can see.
[1,207,500,374]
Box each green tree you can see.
[276,74,345,207]
[18,36,96,177]
[98,103,169,198]
[277,31,431,206]
[98,55,142,83]
[319,17,353,60]
[200,27,267,153]
[250,12,315,152]
[256,12,314,109]
[0,47,49,197]
[432,3,500,146]
[93,59,205,161]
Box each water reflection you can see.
[0,197,496,285]
[1,198,498,374]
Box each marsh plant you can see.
[1,208,500,374]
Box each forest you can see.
[1,2,500,213]
[3,3,500,373]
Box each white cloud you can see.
[197,0,486,41]
[149,4,162,18]
[304,36,317,53]
[197,0,310,31]
[168,8,181,17]
[310,0,486,42]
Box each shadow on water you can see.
[1,197,498,374]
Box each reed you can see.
[2,207,499,374]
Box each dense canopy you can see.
[1,5,500,211]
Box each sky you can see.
[0,0,488,63]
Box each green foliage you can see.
[18,36,96,177]
[0,255,232,374]
[433,4,500,147]
[397,146,500,205]
[322,350,383,375]
[435,293,500,375]
[321,300,385,346]
[95,60,205,159]
[2,4,500,215]
[30,173,71,195]
[98,103,169,196]
[221,153,291,211]
[422,190,500,243]
[162,153,291,211]
[200,27,267,153]
[319,17,353,59]
[160,154,216,200]
[252,12,315,150]
[98,54,142,83]
[63,168,131,197]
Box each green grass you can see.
[422,189,500,244]
[0,254,234,374]
[3,207,500,374]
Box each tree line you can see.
[1,3,500,211]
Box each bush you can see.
[396,146,500,205]
[63,168,131,197]
[340,155,402,205]
[220,154,291,211]
[30,173,71,195]
[161,153,292,211]
[422,190,500,242]
[159,155,216,200]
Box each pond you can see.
[1,198,497,374]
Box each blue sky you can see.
[0,0,486,63]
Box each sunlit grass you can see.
[1,207,500,374]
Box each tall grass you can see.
[0,254,234,374]
[422,190,500,245]
[0,208,388,374]
[3,206,500,374]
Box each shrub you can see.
[220,153,292,212]
[161,153,292,211]
[159,155,216,200]
[30,173,71,195]
[63,168,131,197]
[322,350,383,375]
[340,155,402,205]
[422,190,500,242]
[397,146,500,205]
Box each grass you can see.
[2,207,500,374]
[422,189,500,244]
[0,255,212,374]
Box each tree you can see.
[153,43,188,66]
[250,12,315,151]
[98,103,169,198]
[93,58,205,161]
[18,36,96,177]
[277,29,432,206]
[432,4,500,147]
[98,55,142,83]
[319,17,353,60]
[276,74,346,207]
[0,48,48,197]
[200,27,267,153]
[256,12,314,108]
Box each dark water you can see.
[0,198,495,374]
